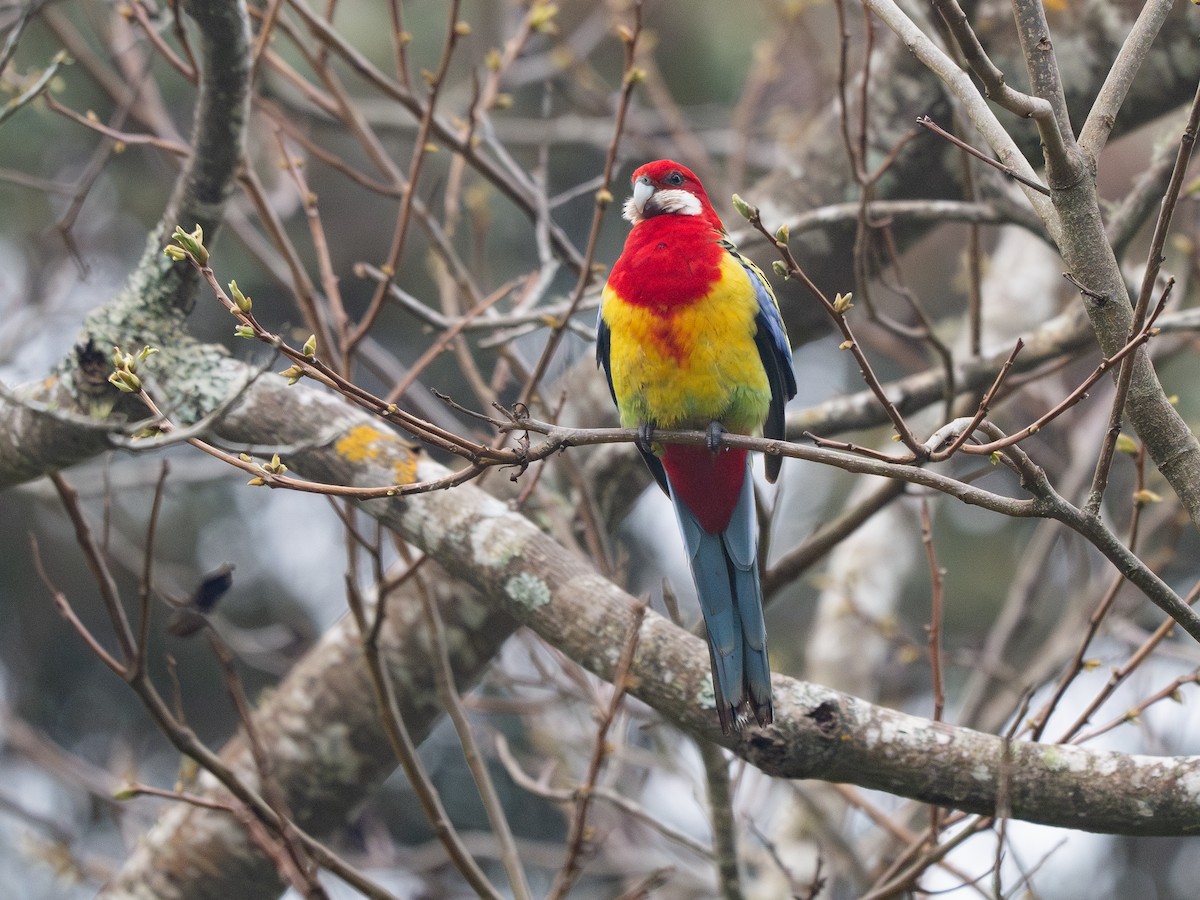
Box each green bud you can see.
[530,1,558,32]
[771,260,789,279]
[731,193,754,221]
[302,334,317,358]
[774,223,790,245]
[234,325,256,339]
[108,371,141,393]
[170,224,208,265]
[229,280,252,314]
[279,364,305,385]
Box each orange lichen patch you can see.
[390,452,418,485]
[335,423,419,485]
[335,423,390,462]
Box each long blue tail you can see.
[668,460,772,733]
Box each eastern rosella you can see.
[597,160,797,733]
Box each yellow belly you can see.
[601,253,771,435]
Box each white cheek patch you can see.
[651,189,702,217]
[622,187,702,224]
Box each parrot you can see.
[596,160,796,734]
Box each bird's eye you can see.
[666,171,684,186]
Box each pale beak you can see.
[623,175,655,223]
[631,175,654,213]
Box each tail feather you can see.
[668,457,773,733]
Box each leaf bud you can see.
[279,364,305,385]
[229,280,252,314]
[731,193,754,221]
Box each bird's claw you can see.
[636,422,656,455]
[706,421,726,453]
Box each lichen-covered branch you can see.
[0,0,251,489]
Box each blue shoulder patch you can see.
[722,240,796,482]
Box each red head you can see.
[622,160,725,234]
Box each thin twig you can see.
[347,0,465,354]
[517,1,643,410]
[546,599,647,900]
[1062,578,1200,745]
[494,733,712,859]
[49,473,138,665]
[343,577,503,900]
[133,462,171,678]
[919,499,945,846]
[700,741,744,900]
[1028,444,1148,743]
[1073,671,1200,745]
[421,582,533,900]
[745,203,928,457]
[42,479,395,897]
[1087,69,1200,513]
[917,116,1050,196]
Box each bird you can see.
[597,160,796,734]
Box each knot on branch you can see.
[489,402,532,481]
[491,401,531,433]
[806,699,842,734]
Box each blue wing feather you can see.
[722,240,797,482]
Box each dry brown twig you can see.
[546,597,648,899]
[34,473,396,899]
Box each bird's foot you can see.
[706,421,727,453]
[636,422,656,455]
